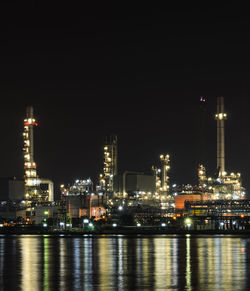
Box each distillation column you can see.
[102,135,118,193]
[23,106,39,200]
[215,96,227,176]
[160,154,170,192]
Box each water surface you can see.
[0,234,249,290]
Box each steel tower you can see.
[215,96,227,176]
[23,106,39,200]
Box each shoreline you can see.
[1,228,250,236]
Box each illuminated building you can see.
[61,178,93,196]
[175,194,203,210]
[60,179,105,219]
[111,155,173,209]
[185,199,250,217]
[23,106,39,201]
[176,97,246,205]
[100,135,118,194]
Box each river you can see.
[0,234,249,290]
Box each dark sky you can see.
[0,3,249,198]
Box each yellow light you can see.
[26,179,33,186]
[185,218,192,225]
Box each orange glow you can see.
[175,194,203,210]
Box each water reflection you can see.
[197,237,246,291]
[59,238,66,290]
[0,235,249,290]
[21,236,40,290]
[186,235,192,291]
[0,238,5,289]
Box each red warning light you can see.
[24,122,38,126]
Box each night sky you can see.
[0,3,249,198]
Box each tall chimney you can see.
[215,97,227,176]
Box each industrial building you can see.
[152,154,173,208]
[111,154,173,209]
[0,97,248,231]
[197,96,245,200]
[0,106,58,226]
[114,171,156,197]
[171,96,246,214]
[0,177,24,201]
[182,199,250,231]
[61,179,106,219]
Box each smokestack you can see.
[26,106,34,119]
[215,97,227,176]
[199,97,206,165]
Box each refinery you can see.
[0,96,249,233]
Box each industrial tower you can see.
[23,106,39,200]
[160,154,170,192]
[23,107,54,202]
[215,96,227,176]
[100,135,118,193]
[159,154,173,208]
[198,97,208,192]
[199,96,207,165]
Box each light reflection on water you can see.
[0,235,249,290]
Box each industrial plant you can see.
[0,97,249,232]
